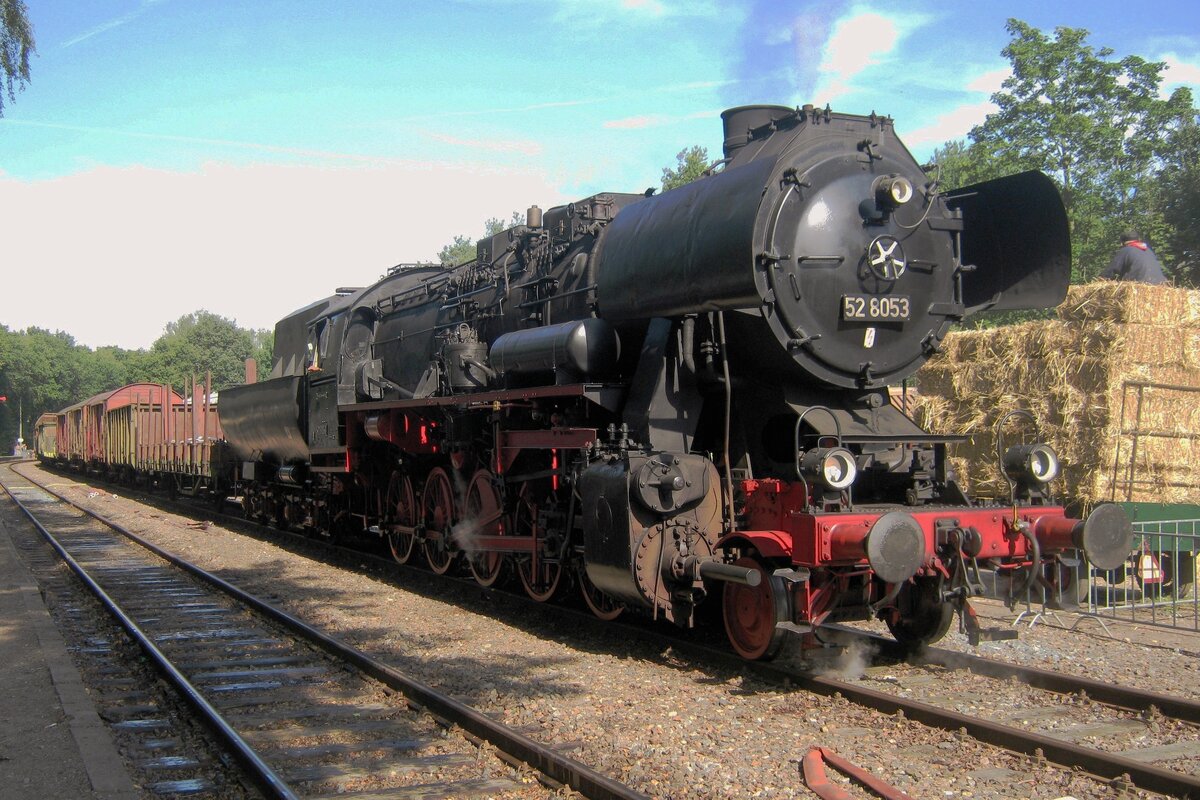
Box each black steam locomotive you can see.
[220,105,1132,659]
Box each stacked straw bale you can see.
[910,282,1200,505]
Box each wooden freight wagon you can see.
[33,413,57,459]
[120,379,226,496]
[56,384,183,473]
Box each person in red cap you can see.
[1101,229,1168,284]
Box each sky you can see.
[1,0,1197,351]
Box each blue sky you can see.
[1,0,1197,349]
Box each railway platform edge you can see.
[0,511,139,800]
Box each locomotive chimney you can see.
[720,104,795,159]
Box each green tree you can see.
[250,328,274,377]
[965,19,1194,282]
[1,0,35,116]
[144,311,263,391]
[0,314,273,450]
[661,145,709,191]
[1146,114,1200,286]
[437,234,475,266]
[0,327,112,449]
[927,138,1009,192]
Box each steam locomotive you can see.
[215,104,1132,659]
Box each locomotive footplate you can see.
[341,382,624,413]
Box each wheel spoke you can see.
[512,483,563,602]
[578,564,622,621]
[386,471,417,565]
[422,467,457,575]
[466,469,507,587]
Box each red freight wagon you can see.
[56,384,183,472]
[126,381,224,483]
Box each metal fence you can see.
[990,519,1199,635]
[1082,518,1199,632]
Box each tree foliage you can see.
[1145,114,1200,285]
[1,0,35,116]
[145,311,268,391]
[661,145,710,192]
[0,313,272,452]
[932,19,1196,285]
[0,326,117,449]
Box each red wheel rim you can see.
[386,471,418,565]
[513,484,563,602]
[465,469,507,587]
[722,556,787,660]
[422,467,457,575]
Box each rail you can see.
[5,463,647,800]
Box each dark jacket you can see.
[1101,241,1168,284]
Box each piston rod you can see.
[693,558,762,587]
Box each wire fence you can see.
[1081,518,1199,632]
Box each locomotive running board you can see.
[341,382,624,413]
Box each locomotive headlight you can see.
[801,447,858,491]
[874,174,914,207]
[1003,443,1060,486]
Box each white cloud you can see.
[898,100,996,152]
[822,12,899,82]
[621,0,667,15]
[1,118,424,166]
[1162,53,1200,94]
[0,162,563,350]
[549,0,718,26]
[807,7,930,106]
[424,132,543,156]
[61,0,169,49]
[966,67,1011,95]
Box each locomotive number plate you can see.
[842,295,911,321]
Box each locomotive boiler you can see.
[220,104,1133,659]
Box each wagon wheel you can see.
[722,555,788,660]
[512,483,563,601]
[885,576,954,651]
[385,471,418,565]
[421,467,458,575]
[465,469,508,587]
[578,563,623,621]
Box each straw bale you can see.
[910,283,1200,504]
[1057,282,1200,327]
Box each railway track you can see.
[764,649,1200,798]
[19,461,1200,798]
[0,463,645,800]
